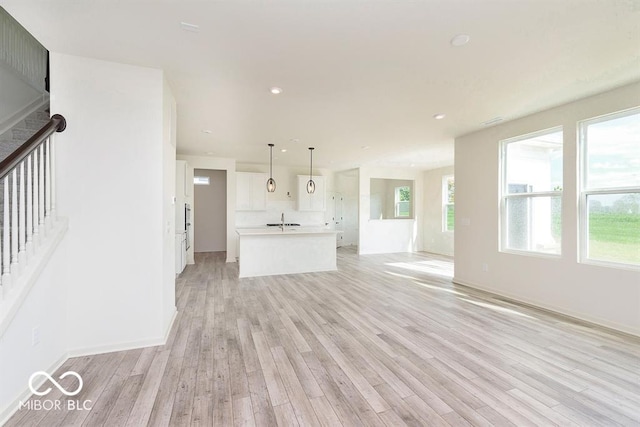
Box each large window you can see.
[500,128,563,255]
[443,175,455,231]
[579,108,640,267]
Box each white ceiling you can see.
[2,0,639,170]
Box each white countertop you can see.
[236,227,342,236]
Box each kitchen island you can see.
[236,227,341,278]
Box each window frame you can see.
[499,126,563,257]
[578,107,640,270]
[442,175,455,232]
[394,185,411,218]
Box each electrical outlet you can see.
[482,263,489,272]
[32,326,40,346]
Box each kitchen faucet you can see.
[281,212,285,231]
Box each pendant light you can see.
[266,144,276,192]
[306,147,316,194]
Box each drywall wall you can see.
[358,167,423,254]
[454,82,640,336]
[194,169,227,252]
[176,155,236,263]
[162,77,177,334]
[52,53,175,352]
[0,235,69,423]
[423,165,454,256]
[335,169,359,246]
[0,65,43,127]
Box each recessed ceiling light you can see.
[433,113,446,120]
[180,22,200,33]
[450,34,470,47]
[201,129,212,134]
[270,87,283,95]
[290,138,300,143]
[280,149,287,153]
[361,146,370,150]
[206,151,214,155]
[410,163,416,167]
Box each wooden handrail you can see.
[0,114,66,180]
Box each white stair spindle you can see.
[26,154,33,256]
[10,169,18,274]
[50,134,56,221]
[38,143,45,237]
[18,161,26,266]
[32,147,40,249]
[45,137,52,228]
[2,176,10,290]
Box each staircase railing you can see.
[0,114,66,300]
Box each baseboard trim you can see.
[162,307,177,343]
[452,276,640,339]
[0,352,68,426]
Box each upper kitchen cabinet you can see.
[236,172,267,211]
[297,175,326,211]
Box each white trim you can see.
[452,277,640,338]
[67,307,177,358]
[0,352,69,426]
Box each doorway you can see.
[193,169,227,252]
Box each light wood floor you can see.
[7,248,640,426]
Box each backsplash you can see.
[235,201,326,228]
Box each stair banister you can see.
[0,114,66,301]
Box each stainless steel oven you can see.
[185,203,191,250]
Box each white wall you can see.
[0,237,69,422]
[176,155,236,263]
[335,169,359,246]
[53,53,176,353]
[454,82,640,336]
[194,169,227,252]
[162,77,177,333]
[358,167,423,255]
[0,65,43,127]
[423,165,454,256]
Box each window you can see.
[443,175,455,231]
[579,108,640,267]
[395,186,411,218]
[500,128,563,255]
[194,176,210,185]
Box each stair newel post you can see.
[38,142,45,237]
[2,176,10,290]
[26,153,33,257]
[18,161,26,266]
[10,169,18,275]
[45,137,52,229]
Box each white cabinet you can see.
[297,175,326,211]
[236,172,267,211]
